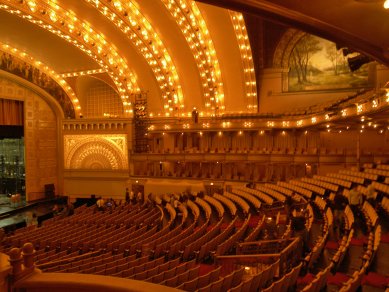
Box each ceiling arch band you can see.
[83,0,184,114]
[229,11,257,112]
[161,0,225,115]
[0,0,139,115]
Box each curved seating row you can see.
[255,184,286,203]
[236,186,274,205]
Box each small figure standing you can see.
[191,107,199,124]
[125,188,130,204]
[31,213,38,226]
[68,203,74,216]
[96,197,105,211]
[137,191,143,204]
[349,186,362,210]
[26,212,38,227]
[332,192,348,239]
[348,186,363,227]
[52,204,60,216]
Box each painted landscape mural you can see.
[288,34,373,91]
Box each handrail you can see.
[14,272,181,291]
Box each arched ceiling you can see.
[0,9,99,72]
[0,0,256,117]
[1,0,387,119]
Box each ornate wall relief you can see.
[64,134,128,170]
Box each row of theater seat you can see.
[3,163,389,291]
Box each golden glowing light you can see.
[230,11,257,112]
[161,0,224,115]
[83,0,184,115]
[0,0,139,116]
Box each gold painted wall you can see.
[63,134,129,200]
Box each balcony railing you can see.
[62,118,130,131]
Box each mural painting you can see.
[288,34,373,91]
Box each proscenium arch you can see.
[0,69,66,196]
[0,69,66,119]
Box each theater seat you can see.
[327,272,350,287]
[362,272,389,289]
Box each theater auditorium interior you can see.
[0,0,389,291]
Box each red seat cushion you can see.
[325,241,339,250]
[327,273,350,287]
[380,233,389,243]
[297,273,315,285]
[350,237,364,246]
[362,272,389,288]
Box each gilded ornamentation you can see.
[64,135,128,170]
[0,50,75,118]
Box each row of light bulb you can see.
[0,42,80,116]
[149,128,389,136]
[4,0,256,117]
[59,68,106,78]
[161,0,225,115]
[1,0,139,115]
[84,0,183,114]
[146,89,389,131]
[229,11,257,112]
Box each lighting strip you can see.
[0,43,80,117]
[0,0,140,115]
[229,11,257,112]
[59,68,107,78]
[161,0,224,116]
[84,0,184,116]
[146,89,389,131]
